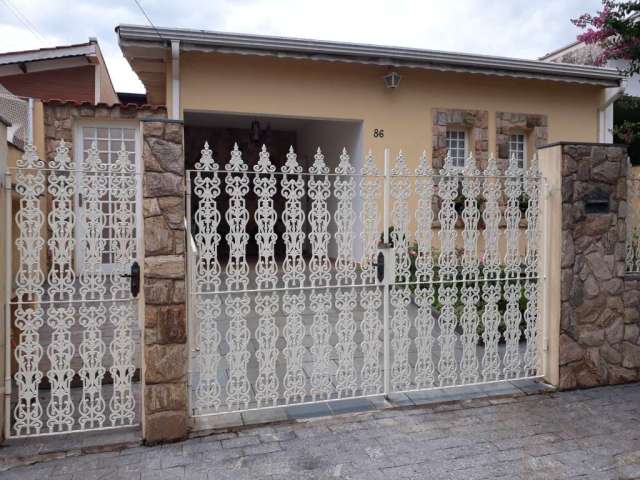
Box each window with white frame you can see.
[508,133,526,169]
[446,129,466,168]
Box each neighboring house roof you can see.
[539,40,603,66]
[0,39,103,75]
[540,37,640,98]
[0,41,99,66]
[117,24,624,104]
[0,38,118,104]
[541,13,640,63]
[540,40,586,62]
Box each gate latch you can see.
[120,261,141,297]
[373,242,393,283]
[373,251,385,282]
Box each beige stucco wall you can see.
[179,51,602,168]
[98,64,119,105]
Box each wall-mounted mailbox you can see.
[584,191,610,214]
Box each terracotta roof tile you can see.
[43,98,166,111]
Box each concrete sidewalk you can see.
[2,383,640,479]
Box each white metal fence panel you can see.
[4,139,140,438]
[0,84,30,147]
[187,142,546,418]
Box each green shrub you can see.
[380,229,530,343]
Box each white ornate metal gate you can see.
[4,135,141,438]
[187,142,547,417]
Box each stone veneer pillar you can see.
[540,143,640,390]
[141,119,188,443]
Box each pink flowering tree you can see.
[572,1,640,73]
[573,1,640,144]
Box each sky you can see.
[0,0,604,94]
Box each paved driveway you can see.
[3,383,640,480]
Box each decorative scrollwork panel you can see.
[185,142,546,418]
[9,137,140,438]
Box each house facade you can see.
[118,24,623,176]
[1,25,639,446]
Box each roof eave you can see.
[0,43,97,67]
[117,24,625,87]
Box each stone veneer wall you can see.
[496,112,548,168]
[557,143,640,389]
[432,108,489,169]
[43,100,165,167]
[141,119,187,443]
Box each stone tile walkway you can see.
[2,383,640,479]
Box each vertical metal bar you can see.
[4,173,13,439]
[541,178,552,379]
[135,126,145,430]
[185,171,195,415]
[383,149,391,397]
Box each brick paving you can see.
[2,383,640,480]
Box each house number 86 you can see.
[373,129,384,138]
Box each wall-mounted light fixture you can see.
[384,71,401,89]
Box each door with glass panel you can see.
[6,127,141,438]
[75,124,139,275]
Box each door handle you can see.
[120,261,140,297]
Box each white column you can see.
[171,40,180,120]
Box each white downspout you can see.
[598,82,626,143]
[171,40,180,120]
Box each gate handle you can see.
[120,261,140,297]
[372,251,385,283]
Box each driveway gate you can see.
[187,142,548,418]
[4,134,141,438]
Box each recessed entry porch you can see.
[184,110,365,262]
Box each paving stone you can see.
[5,383,640,479]
[242,442,282,456]
[241,407,288,425]
[405,389,447,405]
[258,430,297,443]
[286,402,332,419]
[327,397,376,415]
[221,435,260,449]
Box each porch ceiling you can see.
[118,44,168,105]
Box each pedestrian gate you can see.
[187,143,548,417]
[4,134,141,438]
